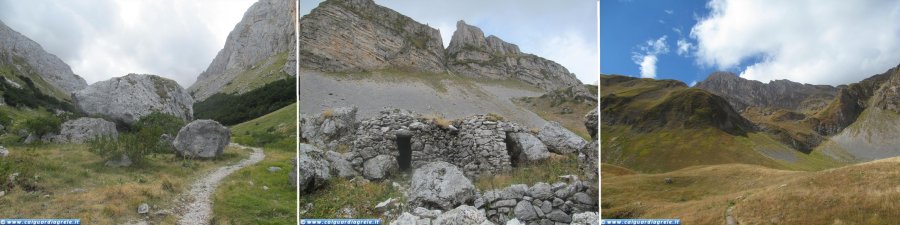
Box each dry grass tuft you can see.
[321,108,334,118]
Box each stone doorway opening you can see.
[396,133,412,170]
[505,132,519,167]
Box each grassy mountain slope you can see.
[194,77,295,125]
[212,103,297,224]
[512,84,598,139]
[602,157,900,224]
[600,74,840,172]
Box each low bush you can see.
[87,112,186,166]
[22,114,62,136]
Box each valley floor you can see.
[602,158,900,224]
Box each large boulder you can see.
[506,132,549,164]
[73,74,193,125]
[173,120,230,159]
[408,161,476,210]
[363,154,398,180]
[54,117,118,143]
[299,144,331,192]
[536,121,587,154]
[300,106,357,150]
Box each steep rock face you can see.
[74,74,193,124]
[809,67,893,135]
[0,20,87,93]
[188,0,296,101]
[446,20,582,91]
[695,72,837,113]
[299,0,446,73]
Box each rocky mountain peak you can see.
[300,0,446,73]
[696,71,838,113]
[445,21,582,91]
[188,0,296,101]
[0,20,87,93]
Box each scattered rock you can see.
[53,117,118,143]
[0,191,5,198]
[664,177,674,184]
[300,106,358,151]
[298,144,331,192]
[375,198,395,212]
[73,74,193,124]
[536,121,587,154]
[267,167,282,172]
[0,146,8,158]
[173,120,230,159]
[505,218,524,225]
[137,203,149,214]
[363,154,398,180]
[408,161,476,210]
[263,185,269,191]
[572,192,596,205]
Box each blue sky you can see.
[302,0,599,84]
[601,0,713,86]
[602,0,900,87]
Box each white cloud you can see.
[691,0,900,85]
[539,31,599,84]
[638,55,658,78]
[672,27,682,35]
[676,39,693,56]
[0,0,256,87]
[632,35,668,78]
[664,9,674,14]
[657,19,665,24]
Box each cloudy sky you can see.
[301,0,600,85]
[602,0,900,86]
[0,0,257,87]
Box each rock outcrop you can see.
[299,0,446,73]
[362,154,398,180]
[695,72,838,113]
[407,161,476,211]
[506,132,549,164]
[173,120,230,159]
[189,0,297,101]
[53,117,118,143]
[74,74,193,125]
[0,20,87,93]
[446,20,582,91]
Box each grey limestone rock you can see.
[407,161,476,210]
[189,0,297,101]
[446,20,582,91]
[173,120,230,159]
[54,117,118,143]
[433,205,490,225]
[299,144,331,192]
[300,0,446,74]
[506,132,549,163]
[74,74,193,125]
[363,154,398,180]
[536,121,587,154]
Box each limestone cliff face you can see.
[0,20,87,93]
[74,74,193,125]
[299,0,446,73]
[445,20,582,91]
[188,0,296,101]
[695,72,838,113]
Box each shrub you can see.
[87,112,185,166]
[322,108,334,118]
[22,114,62,136]
[133,112,185,136]
[486,113,505,122]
